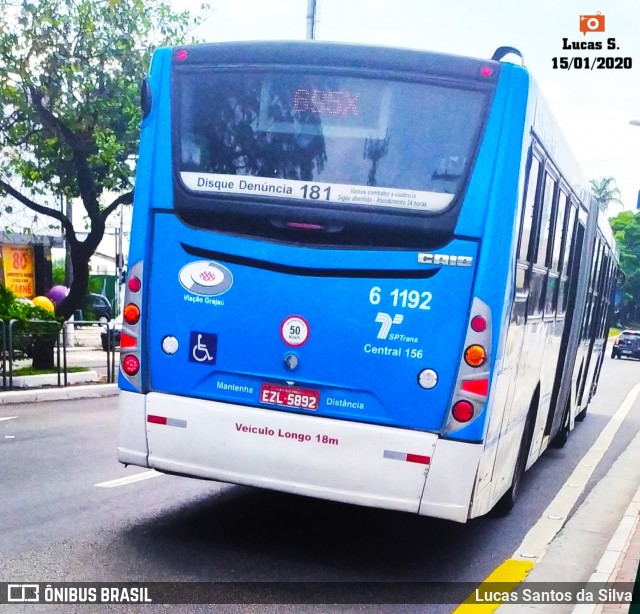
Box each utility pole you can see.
[306,0,317,40]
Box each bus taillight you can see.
[119,260,144,392]
[452,400,474,423]
[122,355,140,376]
[464,344,486,367]
[443,297,492,436]
[123,304,140,325]
[128,276,142,292]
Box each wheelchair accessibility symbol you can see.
[189,332,218,365]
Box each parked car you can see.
[101,315,122,352]
[611,330,640,359]
[82,293,112,323]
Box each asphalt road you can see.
[1,352,639,613]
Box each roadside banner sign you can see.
[1,245,35,298]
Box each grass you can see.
[12,366,90,376]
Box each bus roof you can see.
[168,40,502,83]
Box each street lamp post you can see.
[306,0,317,40]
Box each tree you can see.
[610,210,640,324]
[590,177,623,214]
[0,0,206,320]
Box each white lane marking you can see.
[4,436,15,439]
[513,381,640,562]
[95,470,162,488]
[0,416,18,422]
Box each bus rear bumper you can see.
[117,391,149,467]
[118,391,481,522]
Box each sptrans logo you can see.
[580,12,605,35]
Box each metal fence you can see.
[0,318,118,391]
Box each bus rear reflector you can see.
[121,333,136,349]
[122,355,140,376]
[452,400,474,423]
[461,378,489,397]
[147,415,167,425]
[406,454,431,465]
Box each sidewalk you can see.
[0,383,117,404]
[498,428,640,613]
[578,484,640,614]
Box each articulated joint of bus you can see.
[442,297,492,437]
[120,260,144,391]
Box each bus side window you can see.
[596,253,612,337]
[516,152,542,294]
[550,190,568,272]
[544,187,567,316]
[581,241,602,340]
[589,241,605,338]
[536,172,557,267]
[518,154,541,266]
[528,170,556,317]
[557,203,577,314]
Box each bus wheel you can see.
[550,399,570,449]
[575,406,587,422]
[492,407,535,517]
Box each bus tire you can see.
[575,406,587,422]
[550,399,570,449]
[492,404,535,516]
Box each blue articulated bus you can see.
[118,42,618,522]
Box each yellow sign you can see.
[2,245,35,298]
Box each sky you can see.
[182,0,640,214]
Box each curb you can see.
[0,383,118,405]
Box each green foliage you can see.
[0,285,57,323]
[0,0,205,199]
[88,276,103,294]
[13,366,89,376]
[610,210,640,324]
[0,0,208,319]
[0,285,60,358]
[52,260,65,285]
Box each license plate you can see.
[260,383,320,411]
[622,350,632,354]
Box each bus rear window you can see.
[174,69,488,214]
